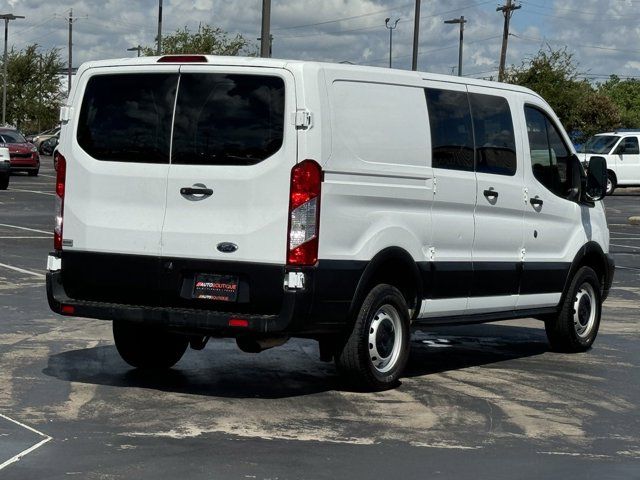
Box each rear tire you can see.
[545,266,602,352]
[113,320,188,369]
[605,171,616,195]
[335,284,410,391]
[28,169,39,177]
[0,175,8,190]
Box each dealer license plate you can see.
[193,274,239,302]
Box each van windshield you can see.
[581,135,619,154]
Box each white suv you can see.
[582,130,640,195]
[47,55,614,390]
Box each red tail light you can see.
[287,160,322,266]
[54,153,66,251]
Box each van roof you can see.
[76,55,541,98]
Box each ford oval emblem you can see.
[217,242,238,253]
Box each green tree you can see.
[505,46,621,143]
[143,24,255,56]
[598,75,640,128]
[2,44,65,133]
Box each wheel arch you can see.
[349,247,422,321]
[561,241,610,305]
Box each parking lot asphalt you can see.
[0,160,638,479]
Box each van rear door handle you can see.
[483,189,499,199]
[530,197,544,207]
[180,187,213,196]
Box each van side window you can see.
[77,74,178,164]
[469,93,517,176]
[172,74,285,165]
[425,88,474,172]
[614,137,640,155]
[524,106,573,198]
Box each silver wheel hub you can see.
[368,305,403,373]
[573,282,597,338]
[606,178,613,194]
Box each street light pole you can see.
[1,13,25,126]
[385,17,399,69]
[127,45,143,57]
[444,16,467,76]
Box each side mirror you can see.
[584,156,607,202]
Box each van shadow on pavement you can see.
[43,323,549,399]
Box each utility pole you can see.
[156,0,162,55]
[66,10,86,96]
[260,0,271,58]
[385,17,400,69]
[497,0,521,82]
[444,16,467,76]
[1,13,25,126]
[411,0,421,71]
[127,45,143,57]
[68,9,73,95]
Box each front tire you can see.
[605,171,616,195]
[335,284,410,391]
[545,266,602,352]
[113,320,188,369]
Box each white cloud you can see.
[2,0,640,80]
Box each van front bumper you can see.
[46,269,308,336]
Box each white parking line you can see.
[0,413,52,471]
[610,243,640,251]
[0,262,45,279]
[7,189,55,196]
[38,174,55,178]
[0,224,51,235]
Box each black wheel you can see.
[605,171,616,195]
[335,284,410,390]
[545,266,602,353]
[0,175,8,190]
[28,169,39,177]
[113,320,188,369]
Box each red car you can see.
[0,128,40,176]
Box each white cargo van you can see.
[47,55,614,390]
[582,130,640,195]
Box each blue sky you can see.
[3,0,639,81]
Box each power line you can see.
[277,1,494,39]
[273,2,414,31]
[512,33,640,55]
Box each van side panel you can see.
[320,77,432,265]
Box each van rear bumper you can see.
[47,269,307,335]
[46,251,364,336]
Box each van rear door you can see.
[160,67,296,265]
[66,66,179,256]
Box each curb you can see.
[629,216,640,225]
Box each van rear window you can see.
[77,74,178,163]
[171,74,284,166]
[77,73,284,166]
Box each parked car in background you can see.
[40,134,59,156]
[0,146,9,189]
[581,130,640,195]
[32,127,61,154]
[0,128,40,176]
